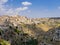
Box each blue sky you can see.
[0,0,60,18]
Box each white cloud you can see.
[0,0,31,15]
[6,9,15,15]
[0,0,28,15]
[0,6,29,15]
[0,7,28,15]
[5,7,28,15]
[15,7,28,15]
[16,7,28,11]
[0,0,8,4]
[22,1,32,6]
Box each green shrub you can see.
[0,39,10,45]
[14,29,21,34]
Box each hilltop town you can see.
[0,15,60,45]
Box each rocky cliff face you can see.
[0,15,60,45]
